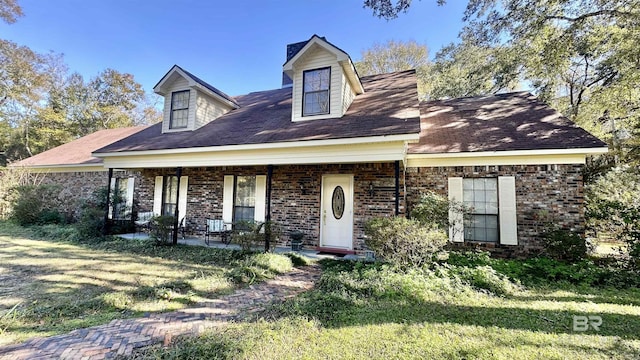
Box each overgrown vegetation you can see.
[0,221,293,346]
[364,217,447,268]
[231,220,282,252]
[587,166,640,268]
[134,258,640,359]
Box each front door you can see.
[320,174,354,249]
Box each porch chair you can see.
[134,211,154,235]
[205,219,231,246]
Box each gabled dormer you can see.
[283,35,365,122]
[153,65,239,133]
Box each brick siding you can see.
[405,164,584,257]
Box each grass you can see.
[133,259,640,359]
[0,221,293,346]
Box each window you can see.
[302,67,330,116]
[113,178,129,220]
[162,175,179,216]
[170,90,190,129]
[234,176,256,223]
[463,178,499,242]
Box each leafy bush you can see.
[542,227,591,262]
[410,190,469,232]
[150,215,177,245]
[410,191,450,230]
[446,251,640,289]
[9,184,63,226]
[586,166,640,267]
[231,220,282,252]
[364,217,447,268]
[449,264,520,296]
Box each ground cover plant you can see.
[0,221,293,346]
[133,256,640,359]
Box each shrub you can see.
[410,191,450,230]
[586,166,640,268]
[150,215,177,245]
[364,217,447,268]
[450,265,520,296]
[9,184,63,226]
[231,220,282,252]
[542,227,591,262]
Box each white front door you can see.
[320,174,354,249]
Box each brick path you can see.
[0,265,321,360]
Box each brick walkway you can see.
[0,265,321,360]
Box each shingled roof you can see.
[408,92,607,154]
[95,70,421,153]
[12,126,148,167]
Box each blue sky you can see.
[1,0,468,96]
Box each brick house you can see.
[14,35,607,255]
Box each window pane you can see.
[463,178,473,190]
[304,90,329,115]
[303,68,330,116]
[486,228,499,242]
[162,176,178,216]
[234,206,255,223]
[474,178,485,190]
[235,176,256,207]
[304,69,330,92]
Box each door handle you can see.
[323,210,326,225]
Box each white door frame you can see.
[319,174,354,249]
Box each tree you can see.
[0,0,22,24]
[429,41,520,99]
[356,40,432,99]
[461,0,640,164]
[363,0,445,20]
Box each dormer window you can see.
[170,90,190,129]
[303,67,330,116]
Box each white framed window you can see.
[234,176,256,223]
[302,67,330,116]
[223,175,266,225]
[463,178,499,242]
[170,90,189,129]
[448,176,518,245]
[162,175,179,216]
[109,177,134,220]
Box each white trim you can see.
[94,134,419,158]
[283,36,364,94]
[320,174,354,250]
[222,175,234,223]
[108,178,116,220]
[408,147,608,158]
[125,177,135,219]
[254,175,267,222]
[407,148,608,167]
[447,177,464,243]
[100,141,412,169]
[498,176,518,245]
[11,165,108,173]
[154,66,238,109]
[178,176,188,223]
[153,176,163,216]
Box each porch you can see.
[116,232,363,260]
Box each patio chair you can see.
[134,211,154,234]
[205,219,231,246]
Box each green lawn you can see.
[0,222,292,346]
[134,259,640,359]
